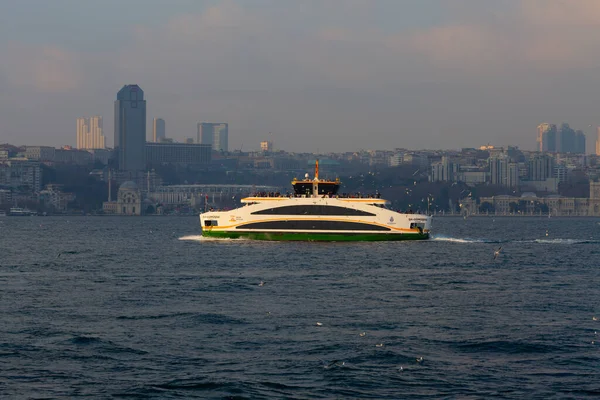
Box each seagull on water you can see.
[493,247,502,260]
[258,281,265,286]
[359,332,366,337]
[375,343,384,347]
[416,357,423,363]
[316,322,323,326]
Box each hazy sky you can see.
[2,0,600,152]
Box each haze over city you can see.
[2,0,600,152]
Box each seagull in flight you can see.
[493,247,502,260]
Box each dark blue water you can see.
[1,216,599,399]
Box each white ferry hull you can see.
[200,197,431,241]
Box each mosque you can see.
[102,181,142,216]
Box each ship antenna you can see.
[315,159,319,180]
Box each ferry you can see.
[200,162,432,241]
[8,207,37,216]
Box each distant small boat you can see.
[8,207,37,216]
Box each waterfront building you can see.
[0,189,12,205]
[102,181,142,215]
[197,122,228,152]
[77,116,105,149]
[114,85,146,171]
[39,184,75,212]
[153,118,166,142]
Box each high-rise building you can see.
[114,85,146,171]
[197,122,228,152]
[596,127,600,156]
[153,118,166,143]
[527,154,555,181]
[575,130,586,154]
[490,157,519,188]
[537,123,557,152]
[429,156,459,182]
[76,116,105,149]
[556,123,586,153]
[152,118,167,143]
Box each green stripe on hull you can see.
[202,230,429,241]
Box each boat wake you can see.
[431,235,596,245]
[431,235,494,244]
[531,238,597,245]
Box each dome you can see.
[119,181,138,190]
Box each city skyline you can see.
[4,1,600,152]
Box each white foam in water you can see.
[533,238,590,245]
[431,235,486,244]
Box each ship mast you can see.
[312,159,319,198]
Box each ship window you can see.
[236,220,389,231]
[251,205,375,216]
[204,220,218,226]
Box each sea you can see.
[0,216,599,399]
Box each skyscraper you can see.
[153,118,166,142]
[596,127,600,156]
[537,123,557,152]
[197,122,228,152]
[556,123,585,153]
[114,85,146,171]
[76,116,105,149]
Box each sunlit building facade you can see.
[77,116,105,150]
